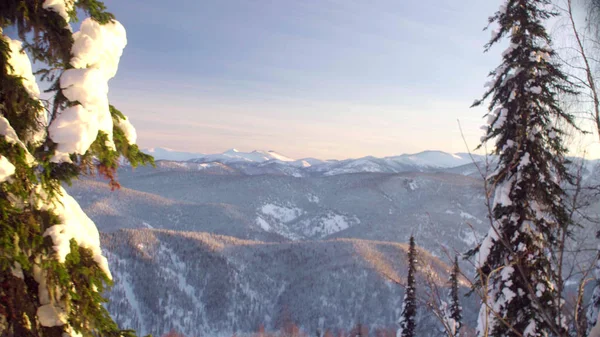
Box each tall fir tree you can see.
[469,0,577,337]
[0,1,152,336]
[447,256,462,337]
[398,236,417,337]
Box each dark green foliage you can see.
[448,256,461,337]
[398,236,417,337]
[0,1,153,336]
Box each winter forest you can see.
[2,0,600,337]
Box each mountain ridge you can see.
[141,148,494,177]
[101,228,478,337]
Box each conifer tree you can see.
[0,1,152,336]
[469,1,578,337]
[398,236,417,337]
[447,256,462,337]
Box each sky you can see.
[102,0,600,160]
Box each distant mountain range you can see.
[70,149,599,337]
[141,147,493,177]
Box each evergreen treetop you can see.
[398,236,417,337]
[447,256,461,337]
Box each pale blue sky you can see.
[101,0,600,160]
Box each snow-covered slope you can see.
[386,151,485,168]
[189,149,295,164]
[74,156,599,337]
[70,169,493,257]
[102,229,477,337]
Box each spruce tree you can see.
[447,256,462,337]
[0,1,152,336]
[398,236,417,337]
[469,1,577,337]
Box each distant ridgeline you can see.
[68,150,599,337]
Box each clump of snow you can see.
[0,116,36,164]
[523,320,537,337]
[116,115,137,144]
[41,186,112,279]
[493,175,515,207]
[3,36,47,144]
[32,262,49,305]
[260,203,303,223]
[63,327,84,337]
[37,303,67,327]
[0,116,21,145]
[501,286,516,304]
[48,105,98,162]
[5,37,41,99]
[42,0,74,22]
[491,108,508,131]
[477,225,500,268]
[519,152,531,169]
[0,156,15,182]
[502,43,518,57]
[501,266,514,281]
[536,283,546,297]
[70,19,127,78]
[50,18,128,162]
[10,262,24,279]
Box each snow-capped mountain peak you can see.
[142,148,492,176]
[387,150,477,168]
[143,147,204,162]
[264,150,295,162]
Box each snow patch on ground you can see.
[260,203,303,223]
[255,217,272,231]
[308,194,320,204]
[141,222,154,229]
[122,270,144,333]
[320,214,352,233]
[459,211,483,224]
[301,213,360,238]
